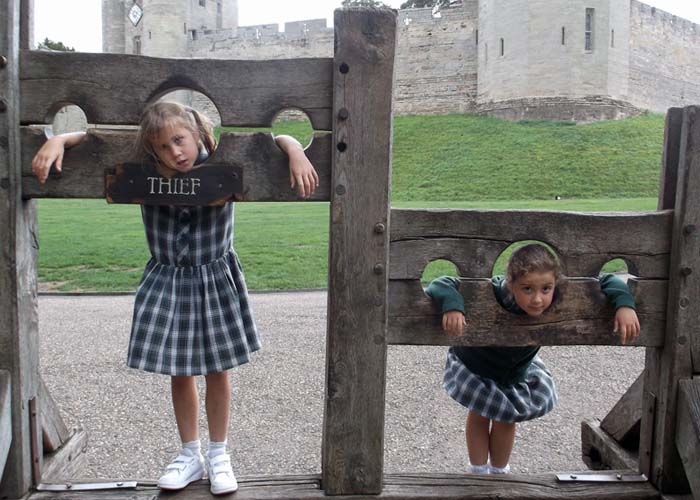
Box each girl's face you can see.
[508,271,556,317]
[150,123,201,173]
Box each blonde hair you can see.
[134,101,216,165]
[506,243,561,284]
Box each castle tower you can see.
[102,0,238,57]
[477,0,632,121]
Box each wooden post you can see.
[0,0,40,496]
[323,7,396,495]
[639,107,696,493]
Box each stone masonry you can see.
[98,0,700,122]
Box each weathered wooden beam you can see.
[0,370,11,477]
[581,419,639,471]
[640,106,696,493]
[40,427,87,481]
[390,209,672,279]
[601,372,643,447]
[26,473,660,500]
[675,378,700,498]
[20,50,333,129]
[388,278,666,346]
[0,0,41,497]
[323,8,396,495]
[38,376,70,454]
[21,127,332,201]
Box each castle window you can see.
[561,26,565,45]
[500,38,504,56]
[217,0,222,13]
[133,35,141,55]
[190,29,198,41]
[611,29,615,47]
[585,8,594,51]
[199,0,206,6]
[475,29,478,45]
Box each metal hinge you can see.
[556,473,648,483]
[37,481,138,491]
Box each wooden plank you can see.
[20,50,333,129]
[581,419,639,471]
[390,209,672,279]
[38,376,70,453]
[322,8,397,495]
[675,379,700,499]
[640,106,696,493]
[658,109,684,211]
[601,372,644,448]
[0,0,41,497]
[0,370,11,477]
[25,473,661,500]
[21,127,332,201]
[388,278,666,346]
[40,428,87,481]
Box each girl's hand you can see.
[32,136,67,184]
[288,148,319,198]
[442,310,466,337]
[614,307,640,345]
[31,131,86,184]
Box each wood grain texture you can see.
[27,473,660,500]
[20,50,333,129]
[640,106,697,493]
[38,377,70,454]
[390,209,672,279]
[600,372,643,447]
[40,428,87,481]
[388,278,666,346]
[1,0,41,496]
[322,8,397,495]
[21,127,332,201]
[658,109,683,211]
[675,379,700,499]
[581,419,639,471]
[0,370,11,478]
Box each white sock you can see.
[489,463,510,474]
[469,463,490,474]
[207,440,227,459]
[182,439,202,456]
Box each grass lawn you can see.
[35,113,666,292]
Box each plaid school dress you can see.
[127,203,260,376]
[443,348,557,423]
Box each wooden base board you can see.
[28,472,660,500]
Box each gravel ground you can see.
[38,291,644,480]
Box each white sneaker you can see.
[207,454,238,495]
[489,463,511,474]
[157,448,205,490]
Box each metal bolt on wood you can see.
[338,108,349,120]
[0,99,6,112]
[374,222,385,234]
[0,55,7,67]
[374,264,384,275]
[680,266,692,276]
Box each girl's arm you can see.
[425,276,466,336]
[274,135,319,198]
[31,131,87,184]
[599,273,640,344]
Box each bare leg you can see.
[466,410,490,466]
[205,371,231,442]
[489,420,516,468]
[171,376,199,443]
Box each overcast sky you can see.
[33,0,700,53]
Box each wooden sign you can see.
[105,162,243,206]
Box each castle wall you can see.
[628,0,700,112]
[395,3,478,115]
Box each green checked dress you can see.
[127,202,260,376]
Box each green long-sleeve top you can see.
[425,274,636,386]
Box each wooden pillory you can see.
[1,0,699,498]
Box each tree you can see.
[341,0,389,7]
[400,0,451,9]
[38,37,75,52]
